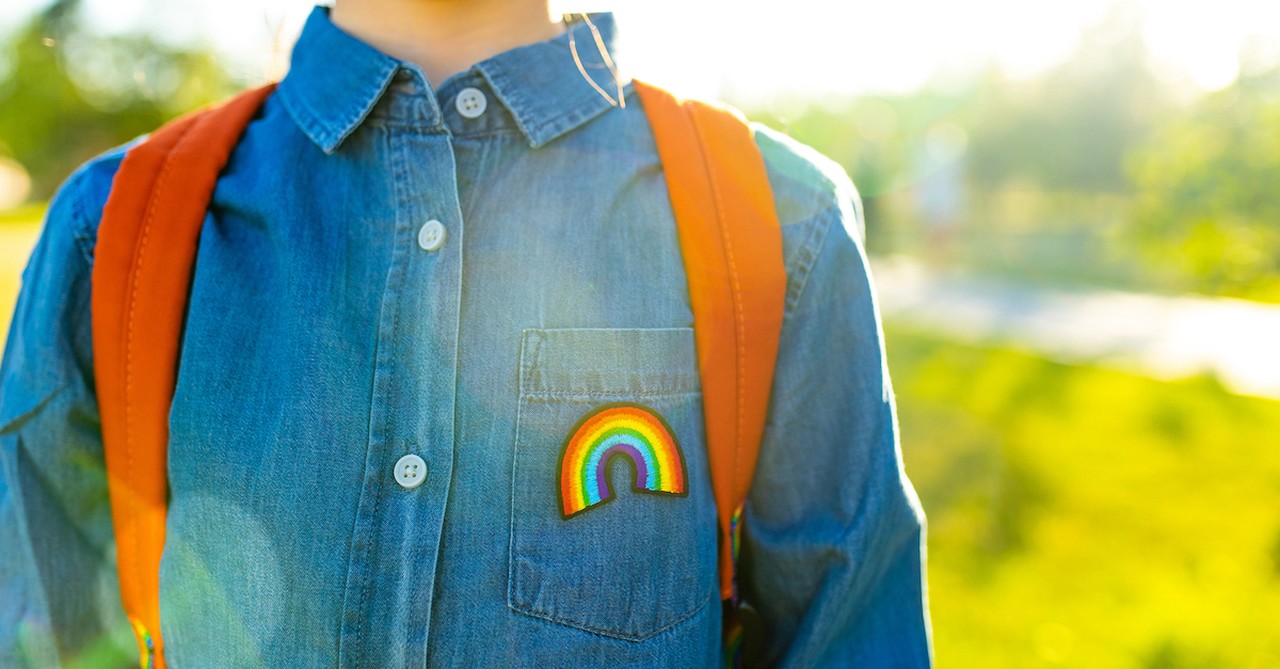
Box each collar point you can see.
[318,136,344,155]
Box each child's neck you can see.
[330,0,564,86]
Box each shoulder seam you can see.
[65,171,100,267]
[783,203,840,319]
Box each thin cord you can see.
[568,13,626,109]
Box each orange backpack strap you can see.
[91,83,275,669]
[634,81,787,608]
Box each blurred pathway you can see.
[871,257,1280,401]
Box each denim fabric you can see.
[0,6,931,668]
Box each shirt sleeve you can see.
[740,188,933,667]
[0,162,135,667]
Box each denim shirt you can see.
[0,7,930,668]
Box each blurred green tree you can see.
[746,5,1176,268]
[0,0,235,200]
[1127,64,1280,300]
[966,4,1171,194]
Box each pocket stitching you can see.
[506,578,709,642]
[519,327,699,396]
[520,390,700,400]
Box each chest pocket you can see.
[509,327,717,641]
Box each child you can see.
[0,1,932,666]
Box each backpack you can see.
[91,80,785,669]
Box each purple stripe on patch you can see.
[595,442,647,500]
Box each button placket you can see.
[339,116,463,667]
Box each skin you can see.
[330,0,565,85]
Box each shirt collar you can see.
[278,6,629,153]
[473,13,628,148]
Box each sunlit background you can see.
[2,0,1279,667]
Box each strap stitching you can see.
[686,103,748,537]
[121,113,202,661]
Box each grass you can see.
[0,214,42,336]
[887,326,1280,668]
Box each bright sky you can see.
[3,0,1280,101]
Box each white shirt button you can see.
[394,454,427,489]
[455,87,488,119]
[417,219,447,252]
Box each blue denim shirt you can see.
[0,7,930,668]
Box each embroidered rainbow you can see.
[558,402,688,518]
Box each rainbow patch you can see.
[558,402,688,518]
